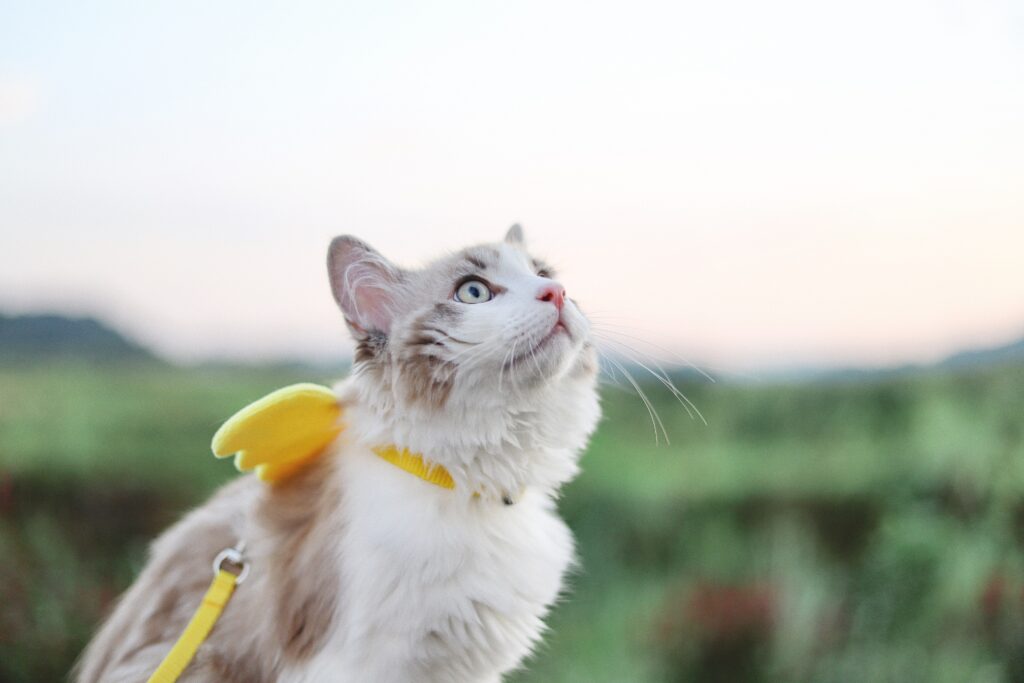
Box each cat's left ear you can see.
[504,223,525,246]
[327,236,405,338]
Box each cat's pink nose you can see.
[537,283,566,311]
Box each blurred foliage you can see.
[1,360,1023,682]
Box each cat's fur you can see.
[75,226,600,682]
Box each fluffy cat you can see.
[75,225,601,683]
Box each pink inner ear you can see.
[328,236,402,336]
[338,258,399,335]
[350,280,395,334]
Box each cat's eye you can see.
[455,280,492,304]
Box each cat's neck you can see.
[334,372,599,499]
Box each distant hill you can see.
[765,332,1024,383]
[3,310,1022,376]
[939,335,1024,370]
[0,313,158,363]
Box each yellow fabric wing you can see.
[211,383,343,483]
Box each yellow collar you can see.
[374,445,521,504]
[371,445,455,490]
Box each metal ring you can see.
[213,547,250,585]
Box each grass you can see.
[1,359,1023,682]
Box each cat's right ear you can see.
[327,236,404,338]
[504,224,525,246]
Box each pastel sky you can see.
[2,0,1023,371]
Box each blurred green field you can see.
[2,360,1023,682]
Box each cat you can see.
[75,225,601,683]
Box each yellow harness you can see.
[149,384,455,682]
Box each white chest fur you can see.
[281,444,575,683]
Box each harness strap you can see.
[146,549,246,683]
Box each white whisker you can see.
[601,354,670,445]
[592,333,708,426]
[588,324,717,384]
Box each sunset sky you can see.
[2,0,1023,372]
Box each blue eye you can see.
[455,280,492,304]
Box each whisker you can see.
[602,354,670,445]
[588,320,761,383]
[527,338,543,377]
[499,338,519,392]
[445,318,519,367]
[597,340,696,421]
[588,324,717,384]
[592,334,708,426]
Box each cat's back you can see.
[75,452,345,683]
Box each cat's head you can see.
[327,226,597,414]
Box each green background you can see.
[2,358,1023,682]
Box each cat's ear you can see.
[504,223,525,246]
[327,236,404,337]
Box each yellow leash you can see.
[147,546,249,683]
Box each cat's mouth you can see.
[504,321,572,368]
[535,319,572,350]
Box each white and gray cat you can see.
[76,225,601,683]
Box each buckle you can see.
[213,544,250,585]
